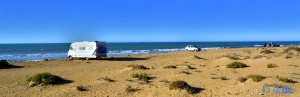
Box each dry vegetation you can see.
[169,81,196,94]
[163,65,177,69]
[226,62,248,69]
[260,49,274,54]
[267,63,277,68]
[127,64,149,70]
[276,76,297,83]
[247,74,266,82]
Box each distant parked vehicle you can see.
[68,41,107,60]
[185,45,200,51]
[254,42,283,47]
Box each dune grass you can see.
[247,74,266,82]
[132,73,150,83]
[238,77,247,83]
[226,62,248,69]
[267,63,277,68]
[163,65,177,69]
[276,76,296,83]
[169,81,195,94]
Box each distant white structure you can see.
[68,41,107,60]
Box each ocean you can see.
[1,42,300,62]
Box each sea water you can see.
[1,42,300,62]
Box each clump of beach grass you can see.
[238,77,248,83]
[267,63,277,68]
[127,64,149,70]
[169,81,196,94]
[163,65,177,69]
[247,74,266,82]
[260,49,274,54]
[132,73,151,83]
[226,62,248,69]
[276,76,297,83]
[76,85,88,91]
[125,86,139,93]
[27,72,65,86]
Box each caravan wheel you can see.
[85,58,89,60]
[69,56,73,60]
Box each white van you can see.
[68,41,107,60]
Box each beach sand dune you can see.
[0,47,299,97]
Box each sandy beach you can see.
[1,47,299,97]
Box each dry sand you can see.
[1,47,300,97]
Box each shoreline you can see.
[9,46,297,62]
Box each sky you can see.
[0,0,300,43]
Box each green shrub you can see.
[132,73,150,82]
[276,76,296,83]
[226,62,248,69]
[27,72,64,85]
[238,77,247,83]
[267,63,277,68]
[169,81,195,94]
[247,74,266,82]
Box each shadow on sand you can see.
[190,87,205,94]
[0,60,24,69]
[55,79,74,85]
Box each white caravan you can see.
[68,41,107,60]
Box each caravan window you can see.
[78,47,85,50]
[69,47,74,50]
[88,47,93,50]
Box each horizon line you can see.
[1,41,300,44]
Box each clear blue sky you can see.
[0,0,299,43]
